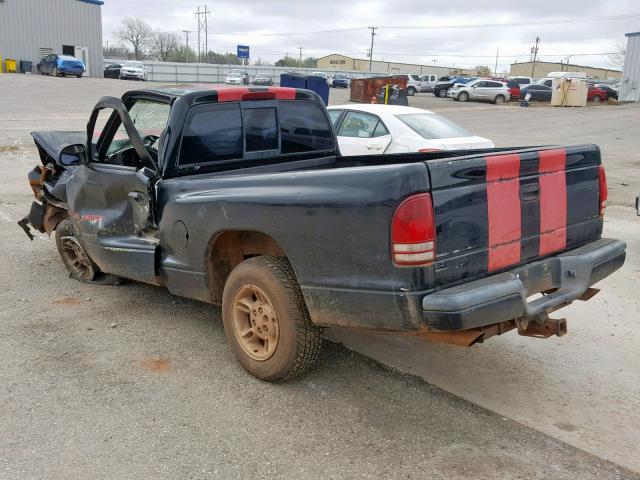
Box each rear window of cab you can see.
[178,100,334,167]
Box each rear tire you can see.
[51,66,58,77]
[222,256,322,382]
[55,218,121,285]
[494,94,506,104]
[407,86,417,96]
[592,95,601,103]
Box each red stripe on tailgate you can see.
[486,154,521,271]
[538,149,567,256]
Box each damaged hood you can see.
[31,131,86,163]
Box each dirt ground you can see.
[0,75,638,479]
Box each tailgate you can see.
[427,145,603,288]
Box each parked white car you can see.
[327,104,495,156]
[225,72,243,85]
[119,61,147,81]
[447,79,511,104]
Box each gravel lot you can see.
[0,75,638,479]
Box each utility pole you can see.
[298,47,303,66]
[183,30,192,62]
[195,4,210,63]
[530,37,540,77]
[494,48,499,76]
[368,26,377,71]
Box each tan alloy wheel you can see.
[231,284,279,361]
[59,236,95,281]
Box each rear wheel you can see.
[51,66,58,77]
[407,86,417,96]
[222,256,322,382]
[458,91,469,102]
[592,95,602,103]
[55,218,121,285]
[494,94,506,104]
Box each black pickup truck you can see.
[19,86,626,381]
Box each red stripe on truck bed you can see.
[486,154,522,271]
[538,149,567,256]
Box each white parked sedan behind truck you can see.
[327,104,494,156]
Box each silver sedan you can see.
[447,79,511,104]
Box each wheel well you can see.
[205,230,286,304]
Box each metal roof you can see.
[76,0,104,5]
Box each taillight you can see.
[418,148,442,153]
[391,193,436,266]
[598,165,607,216]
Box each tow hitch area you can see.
[517,317,567,338]
[419,316,569,347]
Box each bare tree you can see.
[608,40,626,69]
[117,18,153,60]
[151,31,179,62]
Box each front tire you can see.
[55,218,121,285]
[458,91,469,102]
[222,256,322,382]
[51,66,58,77]
[437,88,448,98]
[592,95,601,103]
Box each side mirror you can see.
[59,144,87,167]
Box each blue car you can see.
[331,74,350,88]
[37,54,85,78]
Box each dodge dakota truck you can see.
[18,86,626,381]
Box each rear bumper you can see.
[60,66,84,75]
[422,238,626,331]
[302,238,626,333]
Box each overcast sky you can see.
[101,0,640,71]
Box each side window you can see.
[328,109,343,127]
[475,82,486,88]
[488,81,502,88]
[279,101,334,154]
[372,121,389,137]
[179,103,243,165]
[338,111,380,138]
[243,107,278,152]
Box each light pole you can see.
[183,30,192,62]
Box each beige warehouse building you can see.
[510,61,621,80]
[316,54,475,76]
